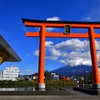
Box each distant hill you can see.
[50,65,95,76]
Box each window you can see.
[6,74,10,75]
[6,77,9,78]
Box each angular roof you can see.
[0,34,21,62]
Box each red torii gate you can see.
[22,18,100,90]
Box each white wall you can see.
[0,65,20,81]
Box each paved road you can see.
[0,95,99,100]
[0,89,99,100]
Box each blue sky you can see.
[0,0,100,74]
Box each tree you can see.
[84,74,88,84]
[44,70,52,80]
[25,77,29,81]
[88,72,93,84]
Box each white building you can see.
[51,73,59,80]
[0,65,20,81]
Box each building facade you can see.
[51,73,59,80]
[0,65,20,81]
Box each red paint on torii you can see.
[22,18,100,89]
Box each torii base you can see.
[93,83,100,89]
[73,87,100,95]
[73,83,100,95]
[36,83,45,91]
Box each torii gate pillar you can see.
[89,27,100,88]
[36,25,46,90]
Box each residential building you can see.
[0,65,20,81]
[18,75,33,81]
[51,73,59,80]
[59,76,70,81]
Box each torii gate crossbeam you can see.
[22,18,100,90]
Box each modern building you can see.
[0,65,20,81]
[51,73,59,80]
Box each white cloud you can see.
[81,17,92,21]
[34,39,100,66]
[97,51,100,60]
[54,39,89,51]
[45,48,61,60]
[26,52,33,56]
[46,16,60,21]
[34,50,39,56]
[96,40,100,50]
[45,55,58,60]
[59,59,66,64]
[46,16,60,31]
[45,41,53,47]
[85,17,91,20]
[64,51,91,66]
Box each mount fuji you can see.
[50,65,95,76]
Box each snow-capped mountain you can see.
[51,65,94,76]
